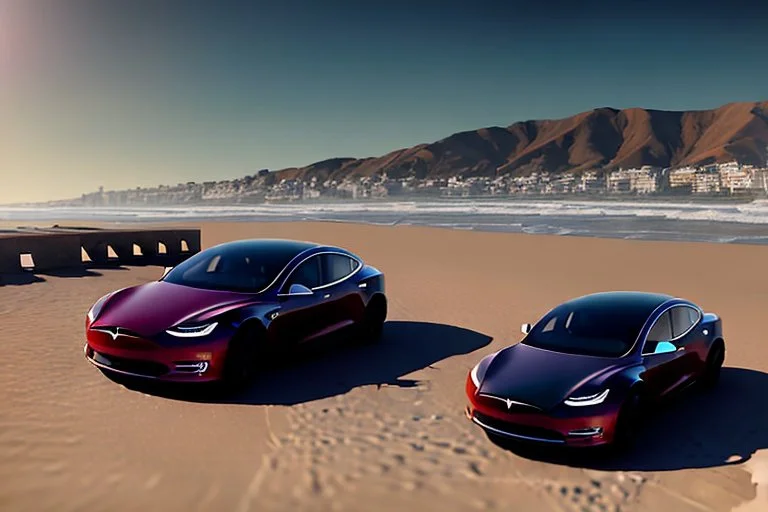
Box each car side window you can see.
[542,316,557,332]
[284,256,321,290]
[643,311,672,354]
[671,306,699,339]
[320,254,360,286]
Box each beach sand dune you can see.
[1,221,767,512]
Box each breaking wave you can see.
[2,198,768,224]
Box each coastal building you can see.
[628,166,659,194]
[668,167,697,189]
[545,173,576,194]
[719,166,753,193]
[716,161,741,174]
[442,176,469,196]
[510,174,540,194]
[692,169,721,194]
[577,171,606,193]
[607,167,658,193]
[607,170,632,193]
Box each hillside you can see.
[273,101,768,183]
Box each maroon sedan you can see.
[85,238,387,388]
[466,292,725,450]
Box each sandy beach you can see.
[1,220,767,512]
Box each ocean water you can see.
[2,199,768,245]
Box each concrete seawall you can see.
[0,226,201,274]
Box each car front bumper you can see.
[83,325,233,382]
[465,375,620,447]
[85,343,228,382]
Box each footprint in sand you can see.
[548,471,647,512]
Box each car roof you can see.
[561,291,674,315]
[213,238,319,259]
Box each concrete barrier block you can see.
[0,227,202,275]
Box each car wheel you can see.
[222,324,263,391]
[359,295,387,343]
[612,390,643,451]
[700,342,725,390]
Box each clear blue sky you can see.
[2,0,767,202]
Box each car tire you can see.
[221,324,264,392]
[612,389,643,452]
[700,341,725,390]
[359,295,387,344]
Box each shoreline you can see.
[3,193,765,209]
[1,214,768,247]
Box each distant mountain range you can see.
[274,100,768,182]
[14,100,768,207]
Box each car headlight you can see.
[564,389,609,407]
[87,293,113,323]
[166,322,218,338]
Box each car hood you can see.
[477,343,623,411]
[92,281,259,337]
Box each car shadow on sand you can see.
[113,320,492,406]
[1,265,129,286]
[488,367,768,472]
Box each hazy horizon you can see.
[2,0,768,204]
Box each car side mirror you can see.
[521,323,531,334]
[652,340,677,355]
[286,283,313,296]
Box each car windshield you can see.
[162,244,297,293]
[522,302,652,357]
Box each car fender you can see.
[228,303,281,330]
[568,363,644,406]
[701,312,724,350]
[355,265,386,309]
[181,298,267,325]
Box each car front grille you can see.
[89,349,169,378]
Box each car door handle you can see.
[323,293,331,299]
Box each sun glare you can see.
[0,0,37,76]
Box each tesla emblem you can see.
[480,394,540,411]
[94,327,121,340]
[503,398,535,410]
